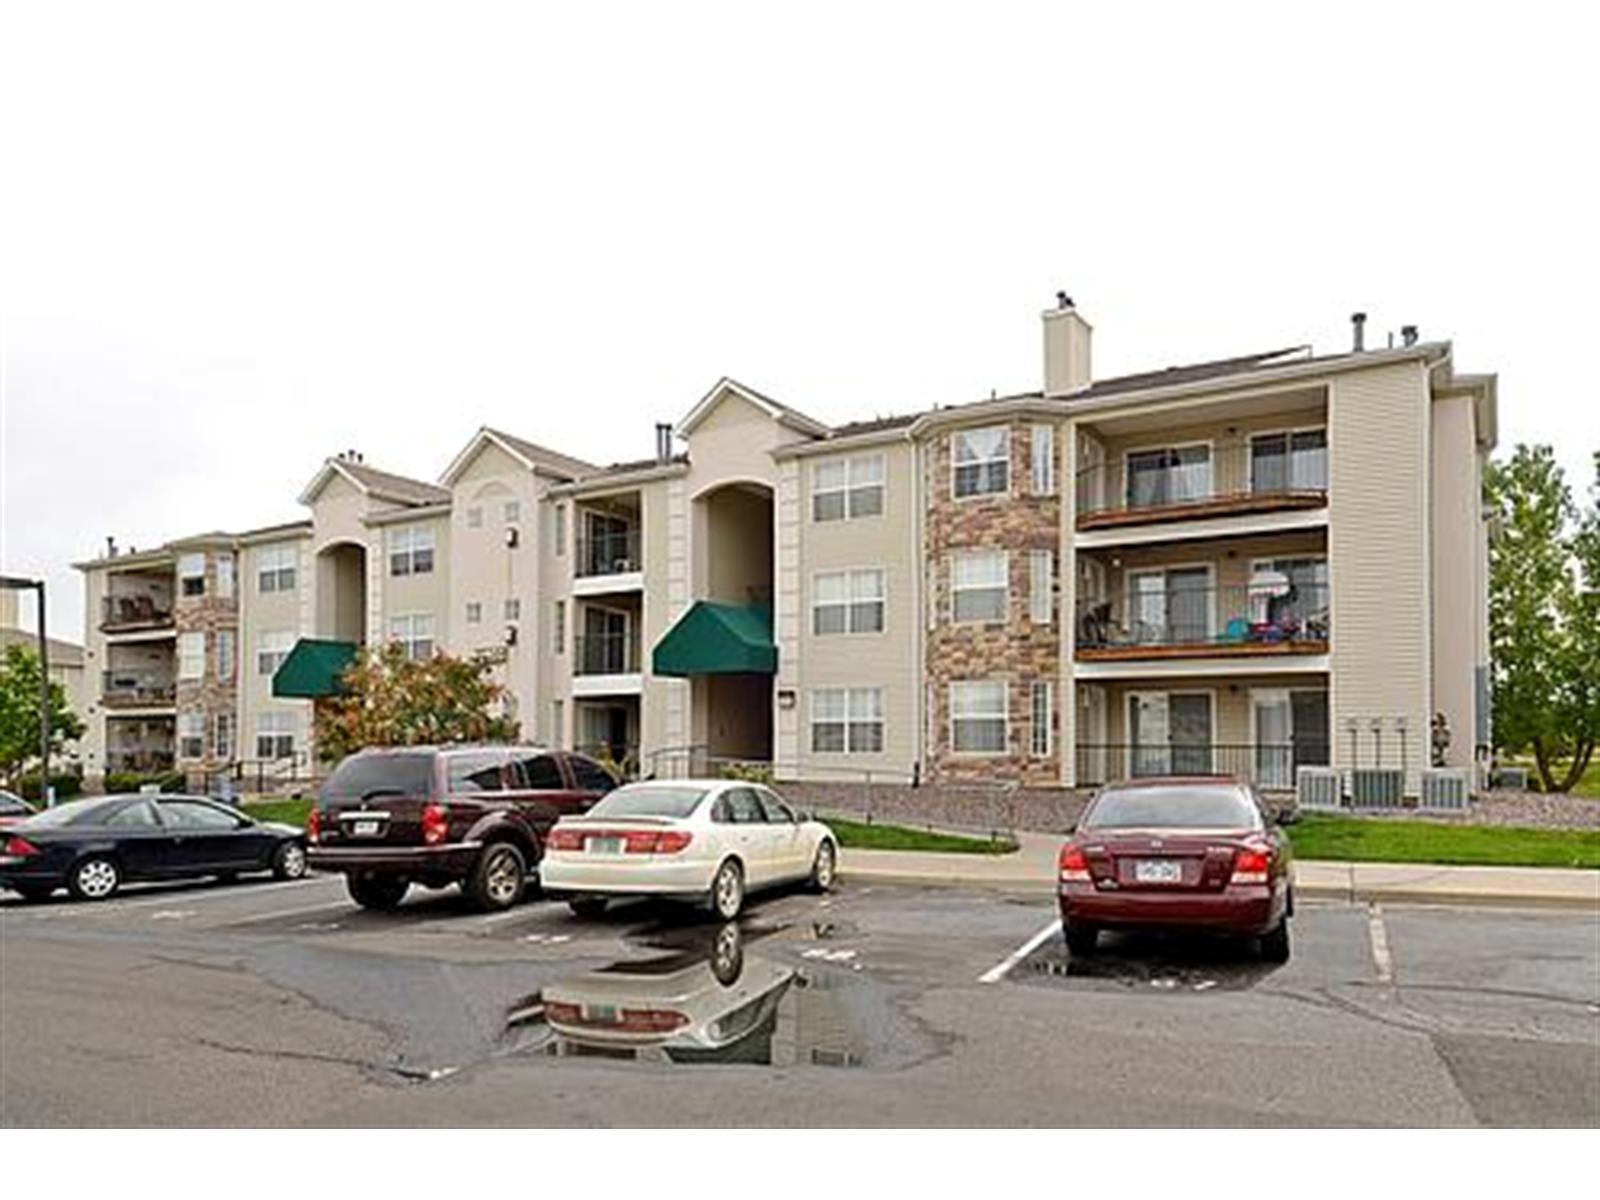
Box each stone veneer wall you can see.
[173,550,239,783]
[924,421,1062,785]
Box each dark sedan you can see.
[0,789,35,829]
[0,794,308,902]
[1057,777,1294,962]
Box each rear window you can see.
[587,785,709,820]
[321,753,435,802]
[1082,785,1262,831]
[0,793,30,816]
[15,798,120,828]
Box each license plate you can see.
[588,837,624,855]
[351,820,381,837]
[1134,859,1182,884]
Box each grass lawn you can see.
[825,817,1018,855]
[1504,756,1599,799]
[1288,814,1600,869]
[242,797,314,827]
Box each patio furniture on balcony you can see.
[100,593,174,632]
[575,528,641,577]
[1075,579,1330,661]
[101,669,177,707]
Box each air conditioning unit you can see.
[1420,768,1470,812]
[1349,768,1405,809]
[1296,766,1343,810]
[1492,766,1528,791]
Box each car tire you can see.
[710,921,745,986]
[1259,918,1291,964]
[568,897,608,919]
[710,858,745,921]
[68,856,121,902]
[1064,921,1099,956]
[465,842,526,912]
[271,840,309,881]
[346,872,409,911]
[807,840,837,894]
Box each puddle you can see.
[502,922,870,1068]
[1022,930,1278,992]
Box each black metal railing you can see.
[106,749,178,773]
[1076,581,1330,652]
[102,670,177,706]
[100,593,175,632]
[1075,434,1328,522]
[575,529,642,577]
[1074,741,1332,789]
[573,633,641,675]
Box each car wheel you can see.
[568,897,608,919]
[12,883,55,903]
[710,921,745,986]
[710,859,745,921]
[1259,918,1291,964]
[68,856,121,902]
[466,842,526,912]
[807,840,837,894]
[1063,921,1099,956]
[346,872,409,911]
[271,840,308,881]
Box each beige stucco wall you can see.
[236,534,313,768]
[1430,393,1487,767]
[376,513,452,648]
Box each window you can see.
[216,553,235,599]
[953,426,1009,498]
[951,550,1007,622]
[812,454,886,521]
[570,756,617,794]
[1129,567,1213,646]
[513,752,565,790]
[1029,550,1054,624]
[178,632,205,680]
[161,799,240,830]
[256,544,297,593]
[256,711,296,760]
[1249,556,1329,631]
[554,600,566,654]
[106,801,159,829]
[1251,429,1328,493]
[723,787,766,824]
[215,712,235,760]
[756,789,798,823]
[466,601,482,624]
[388,527,435,576]
[216,629,236,680]
[447,751,506,792]
[177,711,206,760]
[504,499,521,524]
[388,613,435,661]
[1031,681,1053,757]
[554,504,567,555]
[467,506,483,529]
[1126,445,1212,508]
[811,688,884,754]
[257,630,294,676]
[505,597,521,621]
[1031,424,1056,495]
[1129,692,1215,776]
[812,569,885,635]
[179,552,206,597]
[951,681,1007,754]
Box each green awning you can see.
[652,601,776,677]
[272,638,359,698]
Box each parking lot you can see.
[1,874,1596,1126]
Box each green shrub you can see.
[104,770,186,795]
[15,769,85,802]
[717,761,774,785]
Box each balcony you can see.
[100,593,175,634]
[102,669,177,708]
[1075,740,1332,790]
[574,633,641,676]
[1076,432,1328,532]
[574,528,643,597]
[1076,580,1329,662]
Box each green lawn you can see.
[1288,814,1600,869]
[242,797,314,827]
[1503,756,1600,799]
[825,817,1018,855]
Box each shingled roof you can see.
[336,459,451,506]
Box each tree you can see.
[0,643,86,785]
[1485,445,1597,791]
[312,642,519,764]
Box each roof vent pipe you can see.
[1350,312,1367,352]
[1401,324,1419,347]
[654,423,673,464]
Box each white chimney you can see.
[1042,294,1092,396]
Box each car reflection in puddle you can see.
[504,922,867,1067]
[1025,929,1280,992]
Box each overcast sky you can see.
[2,2,1595,639]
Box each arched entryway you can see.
[315,541,367,645]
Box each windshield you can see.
[320,753,435,802]
[586,785,709,820]
[1082,785,1262,831]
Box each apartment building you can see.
[74,300,1497,797]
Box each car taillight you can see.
[1059,842,1090,883]
[624,830,693,854]
[1231,841,1272,885]
[3,836,39,858]
[547,828,583,852]
[421,803,450,846]
[305,809,321,844]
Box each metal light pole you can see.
[1,575,51,806]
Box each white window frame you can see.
[215,628,235,680]
[505,597,522,621]
[950,550,1008,623]
[178,552,206,597]
[1248,425,1329,494]
[256,543,297,593]
[177,711,206,760]
[255,711,297,761]
[812,568,886,636]
[1029,549,1054,624]
[812,453,886,522]
[952,425,1010,499]
[466,601,482,624]
[950,680,1008,755]
[214,712,235,761]
[1123,440,1214,508]
[177,632,205,680]
[256,630,294,676]
[1030,680,1053,758]
[388,613,435,661]
[1031,424,1056,496]
[387,526,436,577]
[810,687,885,754]
[216,552,235,599]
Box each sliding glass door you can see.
[1130,692,1213,777]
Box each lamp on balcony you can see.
[0,575,51,805]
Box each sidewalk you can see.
[839,831,1600,911]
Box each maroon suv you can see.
[307,745,618,911]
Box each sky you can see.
[2,1,1596,640]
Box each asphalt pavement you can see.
[1,872,1596,1126]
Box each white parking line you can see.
[11,876,335,920]
[979,917,1063,984]
[1367,902,1395,985]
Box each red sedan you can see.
[1058,777,1294,962]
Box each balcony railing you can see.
[106,748,177,773]
[1076,581,1329,659]
[573,633,641,676]
[1075,741,1332,790]
[1076,434,1328,529]
[101,593,175,632]
[575,529,642,577]
[102,670,177,707]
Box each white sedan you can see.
[541,779,838,920]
